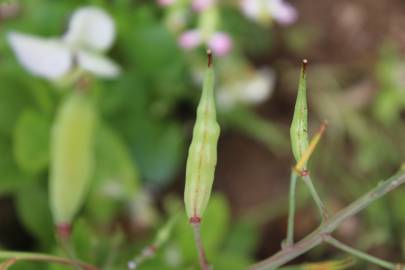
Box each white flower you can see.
[217,68,275,109]
[8,6,120,80]
[241,0,297,26]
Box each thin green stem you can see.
[302,174,328,222]
[248,169,405,270]
[285,171,298,247]
[325,236,395,269]
[0,251,99,270]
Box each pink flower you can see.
[268,0,297,25]
[208,32,233,56]
[178,30,202,50]
[157,0,176,7]
[241,0,297,25]
[192,0,216,12]
[178,30,233,56]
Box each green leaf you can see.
[123,8,187,100]
[0,137,29,195]
[224,219,259,257]
[211,252,251,270]
[132,120,185,187]
[15,183,54,247]
[13,110,51,174]
[94,123,140,197]
[200,194,230,258]
[86,123,140,223]
[71,219,95,262]
[0,81,35,137]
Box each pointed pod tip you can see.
[207,49,213,68]
[302,59,308,73]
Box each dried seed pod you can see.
[290,59,309,166]
[49,91,96,229]
[184,51,220,222]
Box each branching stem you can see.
[0,251,99,270]
[249,169,405,270]
[301,174,328,222]
[325,236,395,269]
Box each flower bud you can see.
[290,60,309,166]
[184,51,220,222]
[49,91,96,229]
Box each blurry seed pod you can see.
[49,91,97,227]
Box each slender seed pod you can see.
[290,59,309,166]
[184,50,220,222]
[49,91,96,233]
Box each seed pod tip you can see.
[302,59,308,73]
[207,49,213,67]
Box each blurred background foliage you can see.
[0,0,405,269]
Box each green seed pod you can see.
[184,51,220,222]
[290,60,309,165]
[49,91,96,227]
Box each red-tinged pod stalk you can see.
[49,91,97,236]
[184,50,220,222]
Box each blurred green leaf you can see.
[15,183,54,247]
[224,219,259,257]
[200,194,230,259]
[211,252,251,270]
[93,123,139,197]
[374,43,405,125]
[132,120,185,187]
[0,81,35,137]
[5,261,45,270]
[86,191,121,224]
[13,110,51,174]
[71,219,95,262]
[122,7,187,100]
[0,137,30,195]
[86,123,140,223]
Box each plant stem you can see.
[248,169,405,270]
[325,236,395,269]
[191,221,210,270]
[0,251,99,270]
[301,174,328,222]
[285,171,298,247]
